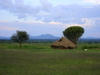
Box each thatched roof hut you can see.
[51,37,76,49]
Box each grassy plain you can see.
[0,43,100,75]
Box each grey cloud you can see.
[0,0,41,19]
[39,4,100,23]
[37,5,86,23]
[0,0,100,24]
[0,0,14,10]
[40,0,53,11]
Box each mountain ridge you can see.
[0,34,100,40]
[0,36,10,39]
[0,34,60,39]
[30,34,60,39]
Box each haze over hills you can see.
[0,36,10,39]
[30,34,60,39]
[0,34,60,40]
[0,34,100,40]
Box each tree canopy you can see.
[63,26,84,45]
[11,31,29,48]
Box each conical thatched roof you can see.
[51,37,76,49]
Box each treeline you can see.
[0,39,100,43]
[0,39,56,43]
[78,38,100,43]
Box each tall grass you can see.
[0,49,100,75]
[0,42,100,50]
[0,43,51,49]
[0,42,100,75]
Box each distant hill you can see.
[30,34,60,39]
[0,36,10,39]
[82,37,100,39]
[0,34,60,40]
[0,35,100,40]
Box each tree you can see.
[11,31,29,48]
[63,26,84,45]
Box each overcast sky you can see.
[0,0,100,38]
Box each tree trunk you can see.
[19,43,22,48]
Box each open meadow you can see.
[0,43,100,75]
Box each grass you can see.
[0,43,51,49]
[0,43,100,75]
[0,42,100,49]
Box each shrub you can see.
[82,45,100,49]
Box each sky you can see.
[0,0,100,38]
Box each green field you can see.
[0,43,100,75]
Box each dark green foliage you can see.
[82,45,100,49]
[63,26,84,45]
[11,31,29,48]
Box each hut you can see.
[51,37,76,49]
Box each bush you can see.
[82,45,100,49]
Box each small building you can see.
[51,37,76,49]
